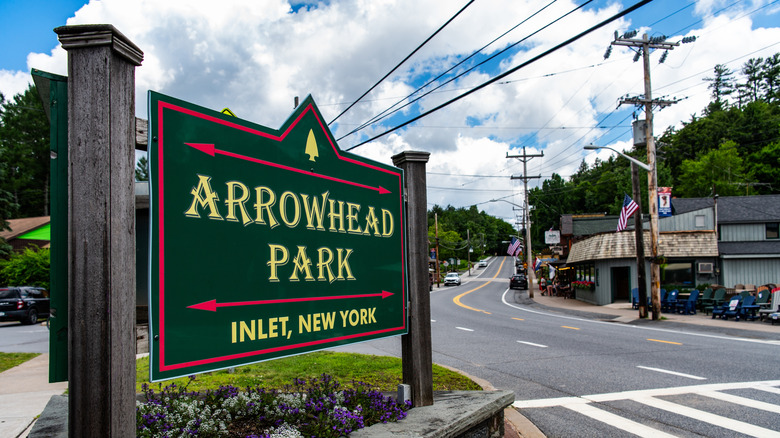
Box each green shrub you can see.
[0,246,50,288]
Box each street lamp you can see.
[490,198,536,298]
[585,144,657,319]
[584,144,651,172]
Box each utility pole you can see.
[610,31,684,320]
[435,213,441,287]
[507,147,543,298]
[631,162,648,319]
[467,229,471,276]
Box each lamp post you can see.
[584,145,650,171]
[490,198,536,298]
[585,144,655,319]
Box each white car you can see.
[478,259,487,267]
[443,272,461,286]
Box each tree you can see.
[136,155,149,181]
[677,141,747,197]
[761,54,780,102]
[741,57,763,103]
[748,141,780,194]
[0,84,50,217]
[703,64,735,112]
[428,226,462,264]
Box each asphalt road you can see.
[341,256,780,437]
[0,320,50,353]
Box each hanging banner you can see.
[658,187,672,217]
[147,92,408,381]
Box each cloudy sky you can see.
[2,0,779,225]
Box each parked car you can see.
[478,259,487,267]
[443,272,461,286]
[509,274,528,290]
[0,287,50,325]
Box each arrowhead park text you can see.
[183,174,396,283]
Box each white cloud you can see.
[7,0,779,222]
[0,70,33,100]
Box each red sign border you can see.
[153,97,407,373]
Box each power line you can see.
[345,0,656,151]
[337,0,562,141]
[327,0,476,125]
[343,0,598,143]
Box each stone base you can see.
[351,390,514,438]
[30,390,513,438]
[28,395,67,438]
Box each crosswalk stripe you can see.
[755,385,780,395]
[699,390,780,414]
[633,396,780,438]
[513,397,583,409]
[563,403,677,438]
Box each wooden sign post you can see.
[393,151,433,407]
[55,24,143,437]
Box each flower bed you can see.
[136,374,410,437]
[571,280,594,290]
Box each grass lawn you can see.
[0,352,40,373]
[137,351,482,393]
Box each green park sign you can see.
[148,92,408,381]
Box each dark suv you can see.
[509,274,528,290]
[0,287,50,325]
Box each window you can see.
[662,261,694,286]
[767,223,779,240]
[695,215,706,228]
[575,263,595,282]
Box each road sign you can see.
[148,92,408,381]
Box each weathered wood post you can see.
[392,151,433,407]
[55,24,143,436]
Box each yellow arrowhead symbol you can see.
[305,129,318,162]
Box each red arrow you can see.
[188,290,395,312]
[185,143,390,195]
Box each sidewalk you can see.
[530,291,780,335]
[0,354,67,438]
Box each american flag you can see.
[507,237,522,256]
[617,194,639,232]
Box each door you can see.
[611,266,631,302]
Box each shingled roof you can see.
[0,216,50,241]
[672,195,780,223]
[567,230,718,263]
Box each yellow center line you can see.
[452,257,507,314]
[561,326,580,330]
[512,317,524,321]
[647,338,683,345]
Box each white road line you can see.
[517,340,548,348]
[456,327,474,332]
[636,366,707,380]
[514,397,585,409]
[634,396,780,437]
[563,403,677,438]
[699,390,780,414]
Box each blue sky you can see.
[1,0,779,221]
[0,1,88,72]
